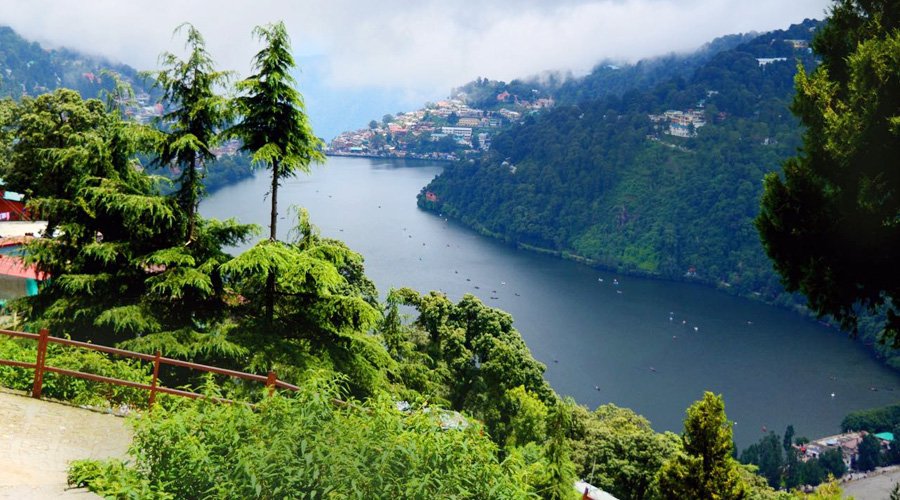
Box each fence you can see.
[0,328,300,407]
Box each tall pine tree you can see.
[226,21,324,322]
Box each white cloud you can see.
[1,0,830,95]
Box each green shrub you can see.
[73,375,535,499]
[0,336,151,407]
[68,459,170,499]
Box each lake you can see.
[201,156,900,448]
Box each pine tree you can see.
[658,392,747,499]
[150,23,231,242]
[226,21,324,321]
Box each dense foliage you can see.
[569,404,680,500]
[421,20,817,287]
[68,377,535,499]
[551,32,756,105]
[0,26,147,99]
[756,0,900,345]
[841,403,900,433]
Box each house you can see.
[799,432,866,468]
[441,126,473,141]
[0,189,27,221]
[785,39,809,49]
[498,109,521,120]
[756,57,788,66]
[574,480,619,500]
[0,223,49,303]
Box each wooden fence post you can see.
[266,370,277,397]
[148,350,162,409]
[31,328,49,399]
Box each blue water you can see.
[201,156,900,447]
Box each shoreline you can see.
[418,202,900,372]
[326,152,456,164]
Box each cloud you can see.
[0,0,830,95]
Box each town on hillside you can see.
[327,82,555,161]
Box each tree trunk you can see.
[187,155,197,243]
[270,159,278,241]
[266,160,279,323]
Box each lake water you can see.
[201,156,900,448]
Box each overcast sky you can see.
[2,0,832,88]
[0,0,833,137]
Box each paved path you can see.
[841,466,900,500]
[0,389,132,499]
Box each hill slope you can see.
[0,26,147,99]
[417,19,897,367]
[420,20,819,291]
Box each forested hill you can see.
[0,25,253,193]
[0,26,146,99]
[550,31,758,105]
[419,20,895,344]
[422,19,819,287]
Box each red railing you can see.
[0,328,300,407]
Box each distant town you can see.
[327,87,555,161]
[328,83,729,163]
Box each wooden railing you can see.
[0,328,300,407]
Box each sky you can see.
[0,0,833,138]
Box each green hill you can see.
[418,20,898,367]
[0,26,147,99]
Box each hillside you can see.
[421,20,818,287]
[418,19,898,367]
[0,26,147,99]
[0,25,252,193]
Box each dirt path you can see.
[0,389,132,499]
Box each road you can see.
[841,465,900,500]
[0,389,132,499]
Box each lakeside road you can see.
[840,465,900,500]
[0,389,132,499]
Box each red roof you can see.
[0,255,43,280]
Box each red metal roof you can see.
[0,255,43,280]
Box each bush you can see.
[71,375,534,499]
[0,336,151,407]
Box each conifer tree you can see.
[658,392,747,499]
[4,88,254,356]
[150,23,231,242]
[757,0,900,343]
[226,21,324,321]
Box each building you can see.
[757,57,788,66]
[456,117,481,127]
[797,432,866,468]
[0,189,27,221]
[654,110,706,138]
[441,126,473,141]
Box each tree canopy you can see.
[756,0,900,345]
[226,20,324,324]
[657,392,747,499]
[149,23,232,242]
